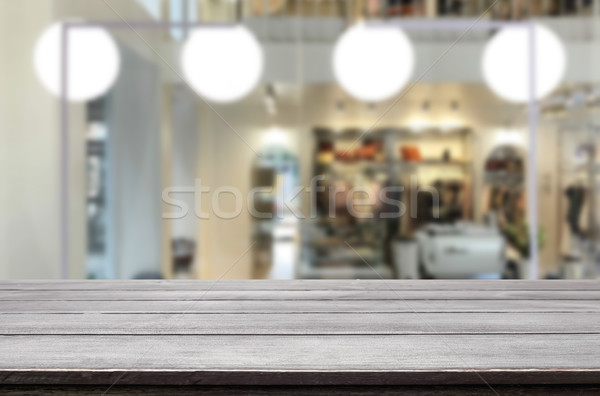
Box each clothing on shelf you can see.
[411,179,469,229]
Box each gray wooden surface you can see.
[0,280,599,389]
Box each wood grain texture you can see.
[0,280,598,388]
[0,313,598,335]
[2,299,598,313]
[2,334,599,370]
[1,279,598,291]
[2,289,599,301]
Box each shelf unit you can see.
[556,121,600,278]
[298,126,475,279]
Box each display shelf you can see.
[556,122,600,277]
[314,126,472,141]
[322,158,471,165]
[399,159,471,167]
[302,126,475,280]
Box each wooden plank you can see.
[0,335,598,372]
[1,299,598,313]
[0,313,597,335]
[0,279,597,291]
[2,289,599,301]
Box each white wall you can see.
[0,1,61,278]
[0,0,164,279]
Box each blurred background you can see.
[1,0,599,281]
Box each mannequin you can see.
[565,179,586,237]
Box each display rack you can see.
[556,120,600,278]
[298,126,475,279]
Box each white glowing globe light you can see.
[333,23,414,102]
[482,23,566,103]
[181,26,263,103]
[34,22,121,102]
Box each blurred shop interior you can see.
[1,0,600,281]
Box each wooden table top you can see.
[0,280,599,392]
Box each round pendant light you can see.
[482,23,566,103]
[33,22,121,102]
[333,23,414,103]
[181,26,263,103]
